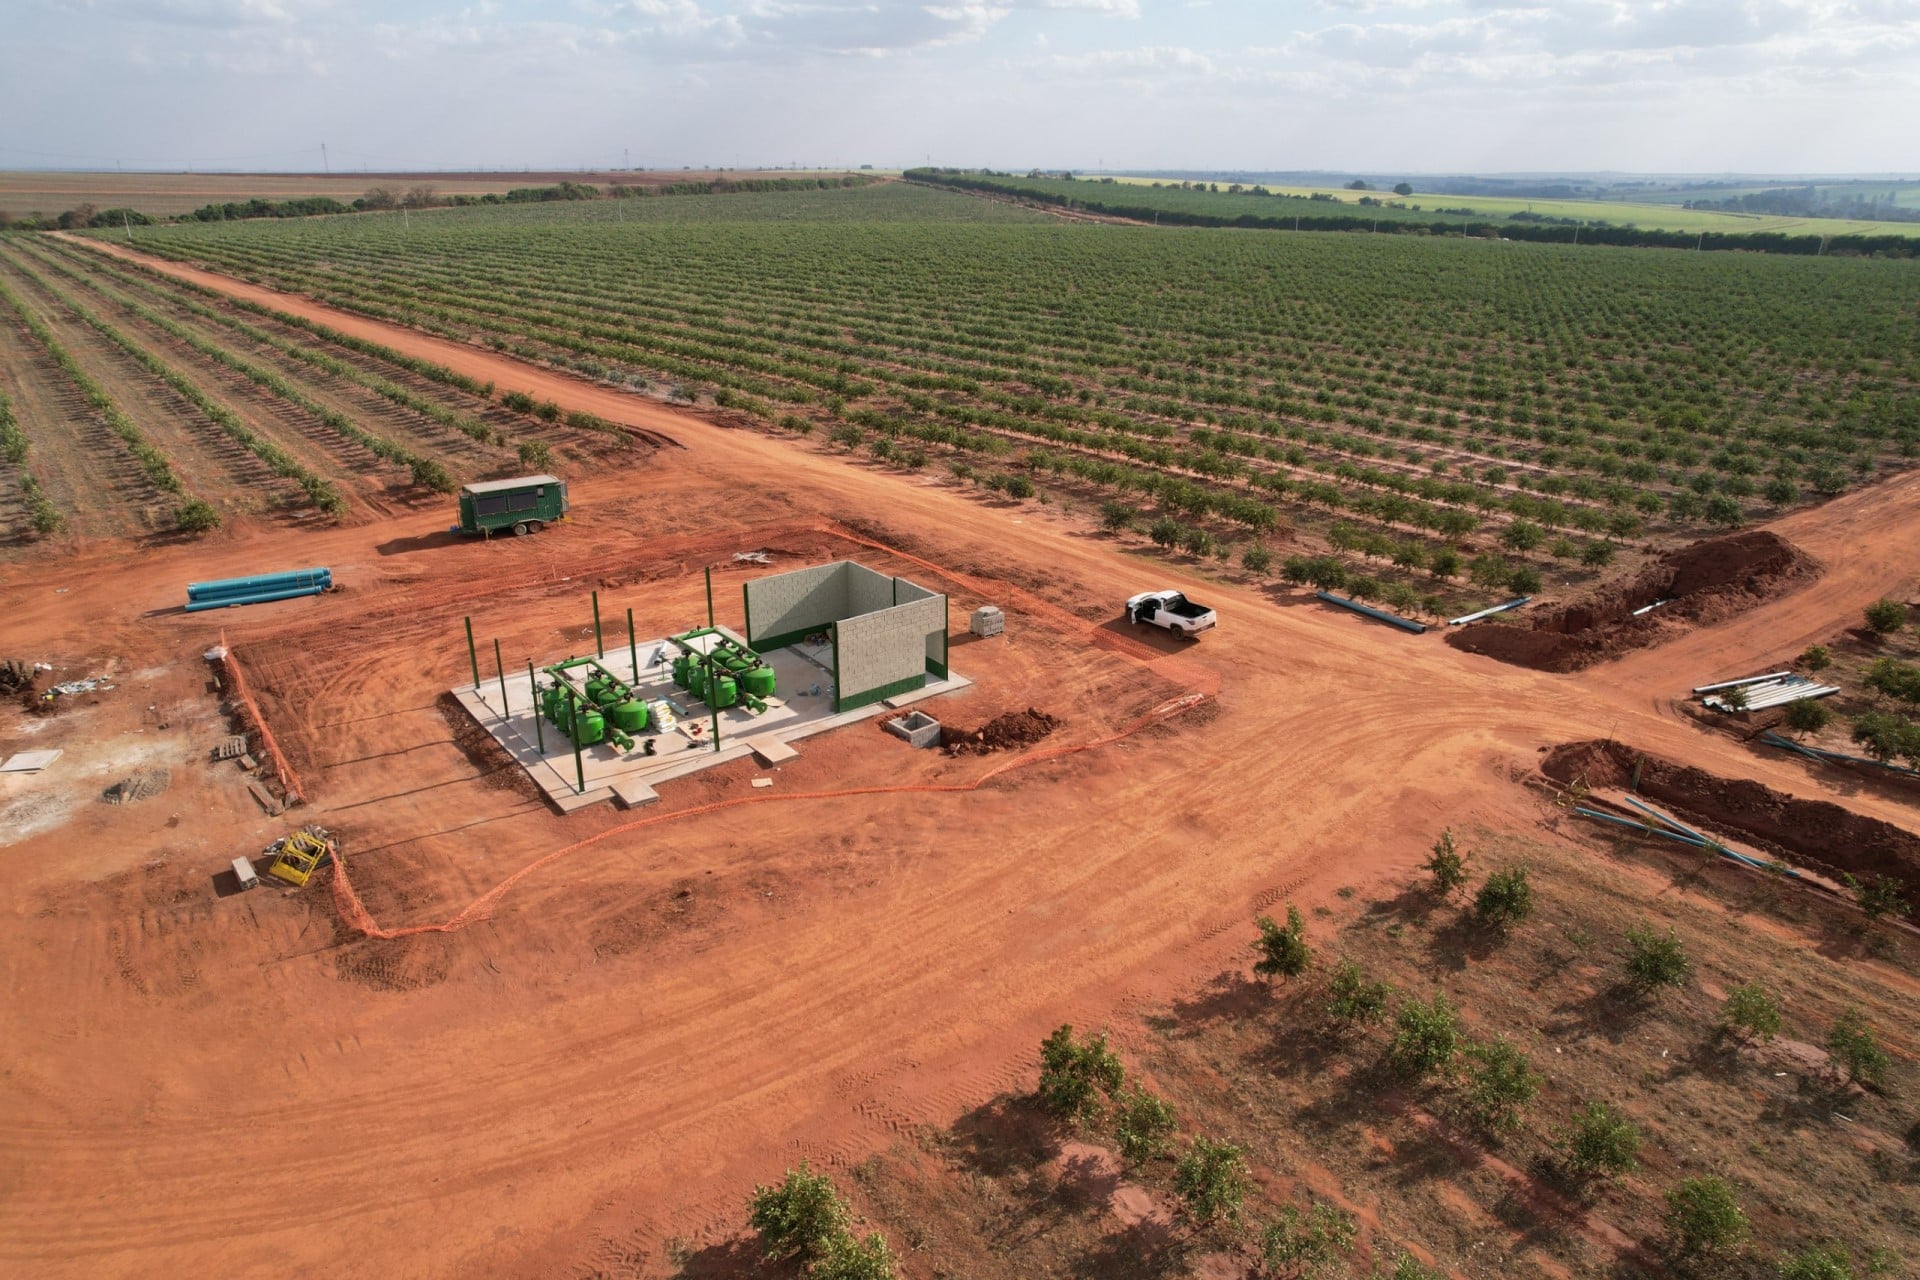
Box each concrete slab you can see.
[746,735,798,765]
[0,750,62,773]
[612,779,660,809]
[452,636,970,812]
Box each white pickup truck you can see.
[1126,590,1217,637]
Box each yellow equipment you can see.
[265,827,335,888]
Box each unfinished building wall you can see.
[891,579,950,677]
[743,561,850,650]
[845,563,896,618]
[834,594,948,710]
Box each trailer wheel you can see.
[512,521,530,537]
[527,520,543,535]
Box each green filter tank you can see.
[671,655,692,689]
[574,708,607,746]
[741,665,776,699]
[706,675,738,709]
[541,683,564,723]
[610,699,649,733]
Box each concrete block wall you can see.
[743,561,850,648]
[836,595,946,709]
[892,579,948,675]
[846,563,895,618]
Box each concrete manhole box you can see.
[886,710,943,749]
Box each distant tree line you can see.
[0,174,879,233]
[1683,184,1920,224]
[905,169,1918,258]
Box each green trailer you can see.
[455,474,567,537]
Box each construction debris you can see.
[102,768,170,805]
[0,658,38,694]
[246,779,283,816]
[212,734,248,761]
[731,550,773,565]
[264,826,334,887]
[44,676,114,700]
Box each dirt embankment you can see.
[1543,739,1920,914]
[942,708,1061,755]
[1449,531,1818,672]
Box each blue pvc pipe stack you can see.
[185,567,333,612]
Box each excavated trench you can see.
[1543,739,1920,916]
[1448,531,1818,673]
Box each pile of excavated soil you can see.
[1448,531,1818,673]
[943,708,1061,756]
[1543,739,1920,915]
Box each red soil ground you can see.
[0,239,1916,1278]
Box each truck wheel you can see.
[512,521,530,537]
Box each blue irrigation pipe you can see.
[1314,591,1428,634]
[187,567,330,600]
[183,584,329,611]
[1622,795,1710,845]
[1761,731,1920,776]
[1574,807,1708,848]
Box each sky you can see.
[2,0,1917,174]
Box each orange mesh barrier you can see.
[219,630,305,807]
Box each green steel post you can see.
[569,686,585,794]
[627,607,638,681]
[592,590,604,658]
[494,638,509,716]
[705,565,714,628]
[528,660,544,753]
[464,616,480,691]
[711,705,721,753]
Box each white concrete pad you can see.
[452,636,970,813]
[0,750,62,773]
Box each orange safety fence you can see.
[329,690,1209,940]
[218,630,306,807]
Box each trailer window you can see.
[476,495,510,516]
[508,493,539,512]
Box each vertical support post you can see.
[494,638,509,717]
[592,590,604,658]
[569,686,585,795]
[711,705,721,753]
[704,565,714,629]
[528,661,544,753]
[464,616,480,691]
[627,607,639,681]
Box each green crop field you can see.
[75,181,1920,617]
[959,172,1920,241]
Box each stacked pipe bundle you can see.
[1695,670,1838,712]
[186,567,333,612]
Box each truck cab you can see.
[456,475,567,537]
[1127,590,1216,637]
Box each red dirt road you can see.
[1,239,1916,1278]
